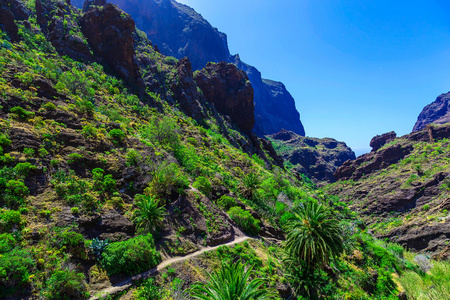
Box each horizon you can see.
[177,0,450,156]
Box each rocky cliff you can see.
[95,0,305,137]
[328,124,450,257]
[268,130,354,184]
[413,92,450,131]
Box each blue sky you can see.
[177,0,450,156]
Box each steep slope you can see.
[327,124,450,257]
[99,0,305,137]
[268,129,355,184]
[413,92,450,131]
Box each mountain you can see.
[413,92,450,131]
[1,0,448,298]
[268,129,355,184]
[98,0,306,137]
[327,124,450,257]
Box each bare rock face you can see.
[35,0,92,62]
[194,62,255,132]
[80,3,138,81]
[0,0,19,41]
[169,57,206,120]
[269,129,355,184]
[413,92,450,131]
[370,131,397,152]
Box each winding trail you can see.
[90,236,252,300]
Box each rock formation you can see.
[88,0,305,137]
[80,3,138,80]
[369,131,397,152]
[269,129,355,184]
[413,92,450,131]
[194,62,255,132]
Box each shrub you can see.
[101,233,161,275]
[43,102,57,111]
[38,148,49,157]
[217,195,236,210]
[75,99,94,115]
[5,180,29,207]
[193,176,212,195]
[51,229,85,258]
[67,153,83,164]
[0,233,15,253]
[423,204,430,211]
[81,124,97,138]
[43,269,88,299]
[13,162,37,176]
[133,194,167,233]
[0,248,35,292]
[134,278,160,300]
[10,106,35,121]
[109,128,125,143]
[0,209,25,231]
[23,148,34,157]
[141,116,179,147]
[240,173,260,200]
[0,133,11,147]
[88,238,109,259]
[126,149,142,166]
[146,162,189,199]
[227,207,261,236]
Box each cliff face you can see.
[95,0,305,137]
[329,124,450,256]
[413,92,450,131]
[268,130,354,184]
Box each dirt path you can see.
[90,236,252,300]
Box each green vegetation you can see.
[133,194,167,233]
[189,262,276,299]
[101,233,161,275]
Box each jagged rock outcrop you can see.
[194,62,255,132]
[413,92,450,131]
[80,3,138,80]
[370,131,397,152]
[233,56,305,136]
[269,129,355,183]
[0,0,19,41]
[328,123,450,256]
[82,0,106,12]
[90,0,305,136]
[35,0,93,62]
[169,57,206,120]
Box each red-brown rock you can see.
[80,3,138,81]
[194,62,255,132]
[370,131,397,152]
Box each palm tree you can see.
[190,262,276,300]
[240,172,260,200]
[133,194,167,233]
[285,200,343,270]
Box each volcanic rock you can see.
[413,92,450,131]
[194,62,255,132]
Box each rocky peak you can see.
[0,0,20,41]
[82,0,106,12]
[370,131,397,152]
[413,92,450,132]
[80,3,138,81]
[194,62,255,132]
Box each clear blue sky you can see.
[177,0,450,156]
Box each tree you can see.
[190,262,276,300]
[132,195,167,233]
[285,200,343,270]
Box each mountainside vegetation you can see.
[0,0,450,299]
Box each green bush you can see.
[227,207,260,236]
[140,116,179,147]
[0,233,15,253]
[0,248,35,293]
[10,106,35,121]
[109,128,125,143]
[146,162,189,199]
[13,162,37,176]
[101,233,161,275]
[0,209,25,231]
[75,99,94,115]
[217,195,236,210]
[51,229,85,257]
[43,102,57,111]
[193,176,212,195]
[67,153,83,164]
[23,148,34,157]
[5,180,29,207]
[126,149,142,166]
[0,133,11,147]
[43,269,88,300]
